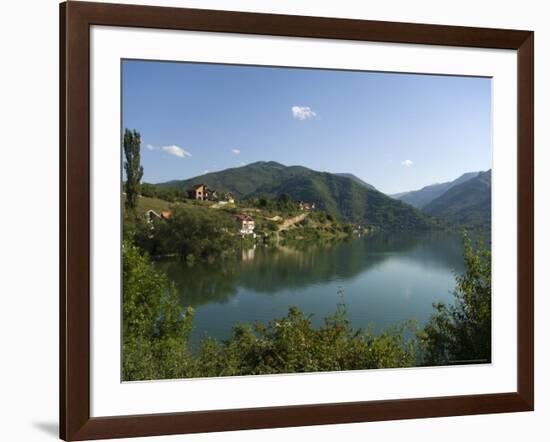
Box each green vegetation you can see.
[123,241,417,380]
[134,205,238,262]
[334,172,376,190]
[122,234,492,380]
[422,171,491,229]
[123,129,144,214]
[246,192,301,213]
[420,234,491,365]
[156,161,437,231]
[140,182,189,202]
[130,191,358,260]
[133,195,172,215]
[123,240,194,381]
[158,161,298,199]
[138,159,490,232]
[121,141,491,378]
[193,305,417,377]
[158,231,445,306]
[279,210,355,242]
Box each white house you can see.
[235,214,255,237]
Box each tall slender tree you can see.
[123,129,144,214]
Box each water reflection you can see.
[157,231,464,307]
[156,231,465,344]
[241,246,256,262]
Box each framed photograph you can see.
[60,1,534,440]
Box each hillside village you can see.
[135,181,331,246]
[125,160,491,266]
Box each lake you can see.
[156,231,465,347]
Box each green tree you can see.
[421,234,491,365]
[276,193,297,212]
[123,129,144,214]
[154,206,237,261]
[122,241,419,380]
[191,304,417,377]
[122,240,194,380]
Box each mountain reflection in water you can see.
[155,231,465,346]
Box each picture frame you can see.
[60,1,534,440]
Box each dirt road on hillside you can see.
[278,213,308,231]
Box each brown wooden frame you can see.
[60,1,534,440]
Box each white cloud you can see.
[161,145,192,158]
[231,148,241,155]
[202,170,209,175]
[240,161,247,166]
[145,144,156,151]
[401,159,413,167]
[291,105,317,120]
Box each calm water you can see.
[156,231,465,346]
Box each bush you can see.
[122,241,418,380]
[122,234,491,381]
[122,241,194,381]
[192,305,417,377]
[134,206,238,261]
[420,234,491,365]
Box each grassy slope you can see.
[135,196,172,215]
[132,193,350,242]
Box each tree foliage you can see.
[123,128,144,214]
[153,161,437,230]
[122,230,491,381]
[134,206,238,262]
[192,303,417,377]
[122,240,194,380]
[122,240,418,380]
[140,183,189,202]
[423,171,491,229]
[420,234,491,365]
[247,193,300,214]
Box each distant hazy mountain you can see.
[157,161,435,230]
[423,170,491,228]
[334,173,376,190]
[391,171,482,209]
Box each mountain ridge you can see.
[334,173,376,190]
[423,170,491,228]
[156,161,436,230]
[391,171,483,209]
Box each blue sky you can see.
[122,60,491,194]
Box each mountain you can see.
[334,173,376,190]
[159,161,307,199]
[391,171,482,209]
[423,170,491,228]
[157,161,436,230]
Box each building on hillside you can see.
[299,201,316,211]
[187,184,211,200]
[223,192,235,204]
[146,209,161,223]
[145,209,172,223]
[215,192,235,206]
[188,184,215,200]
[235,214,256,237]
